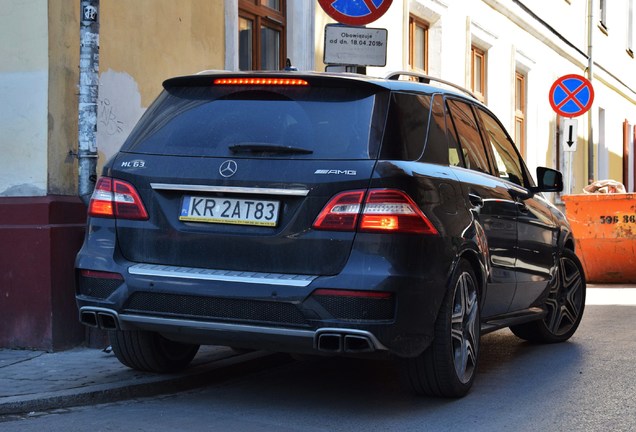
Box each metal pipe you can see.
[587,0,595,184]
[78,0,100,205]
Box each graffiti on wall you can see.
[96,69,146,168]
[98,98,125,136]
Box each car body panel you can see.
[75,71,578,361]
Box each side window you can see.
[421,94,450,165]
[381,92,431,161]
[446,99,490,173]
[477,109,527,188]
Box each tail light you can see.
[311,191,364,231]
[88,177,149,220]
[313,189,438,235]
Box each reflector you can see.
[313,289,392,299]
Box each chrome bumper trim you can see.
[128,263,317,287]
[150,183,310,197]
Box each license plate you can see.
[179,196,280,227]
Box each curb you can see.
[0,351,287,417]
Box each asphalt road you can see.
[2,286,635,432]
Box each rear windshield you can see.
[121,85,388,160]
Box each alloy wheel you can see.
[451,271,479,384]
[543,254,585,337]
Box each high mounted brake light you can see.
[213,78,309,86]
[313,189,438,235]
[88,177,149,220]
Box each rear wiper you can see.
[228,143,313,155]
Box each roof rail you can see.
[384,71,478,100]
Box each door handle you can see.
[468,193,483,208]
[516,201,529,214]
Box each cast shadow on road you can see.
[189,328,586,421]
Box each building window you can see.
[628,0,635,55]
[409,16,428,73]
[598,108,608,180]
[471,46,486,103]
[623,120,635,191]
[239,0,286,71]
[600,0,608,31]
[515,72,526,156]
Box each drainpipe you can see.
[587,0,595,184]
[78,0,100,205]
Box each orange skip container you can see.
[562,193,636,283]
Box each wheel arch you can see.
[563,234,575,252]
[457,248,486,303]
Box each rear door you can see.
[445,98,519,317]
[474,107,559,310]
[111,75,390,276]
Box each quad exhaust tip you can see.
[80,310,98,328]
[316,331,376,354]
[80,308,120,330]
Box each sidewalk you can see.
[0,345,273,416]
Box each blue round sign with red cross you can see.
[318,0,393,26]
[549,74,595,118]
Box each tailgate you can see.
[113,155,376,275]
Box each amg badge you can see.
[314,169,357,176]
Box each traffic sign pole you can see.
[318,0,393,26]
[549,74,594,118]
[561,118,578,152]
[324,25,388,67]
[319,0,393,71]
[561,118,578,194]
[549,74,594,194]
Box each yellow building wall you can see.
[100,0,225,107]
[48,0,80,195]
[47,0,226,194]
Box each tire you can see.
[109,330,199,373]
[400,259,480,398]
[510,248,586,343]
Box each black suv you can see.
[76,71,585,397]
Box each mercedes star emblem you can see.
[219,160,238,178]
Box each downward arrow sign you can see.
[561,118,578,152]
[567,125,574,147]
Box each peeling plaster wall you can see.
[0,0,48,197]
[97,70,145,168]
[96,0,225,173]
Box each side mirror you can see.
[533,167,563,193]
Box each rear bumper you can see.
[79,306,388,355]
[76,226,453,358]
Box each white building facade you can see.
[297,0,636,194]
[3,0,634,200]
[1,0,635,349]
